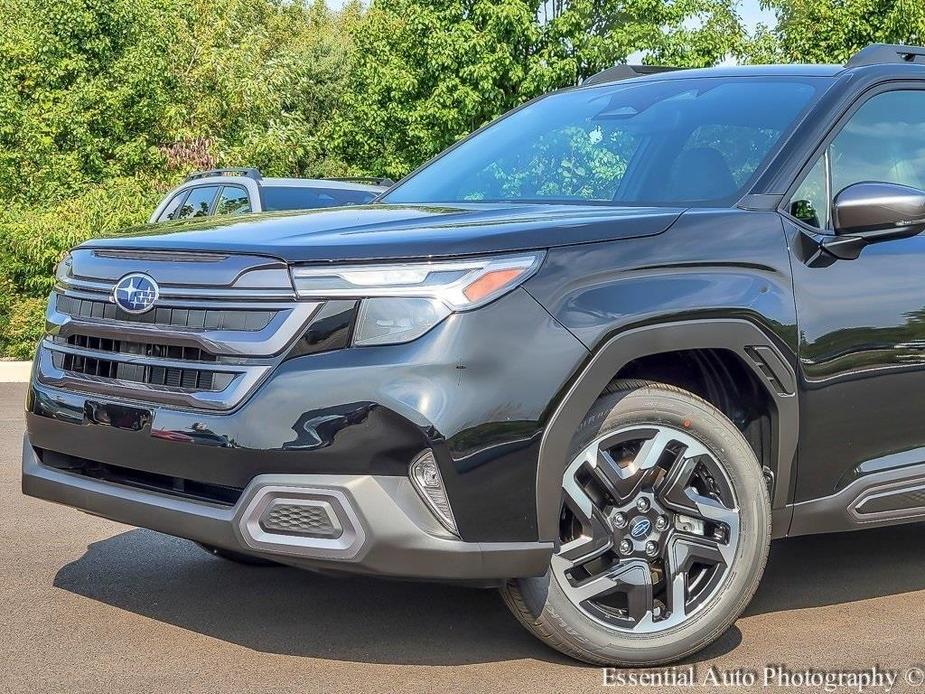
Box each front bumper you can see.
[22,436,552,580]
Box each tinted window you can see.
[176,186,219,219]
[788,90,925,230]
[790,155,829,229]
[157,191,186,222]
[830,91,925,194]
[261,186,377,211]
[384,78,820,206]
[216,185,251,215]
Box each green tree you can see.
[749,0,925,64]
[0,0,358,204]
[333,0,746,180]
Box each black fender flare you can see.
[534,319,799,541]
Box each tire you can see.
[194,542,279,567]
[501,380,771,666]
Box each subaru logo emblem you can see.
[112,273,159,314]
[630,517,652,539]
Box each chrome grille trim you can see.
[57,276,296,300]
[46,292,321,358]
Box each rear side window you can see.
[157,191,186,222]
[261,186,377,211]
[215,185,251,216]
[176,186,219,219]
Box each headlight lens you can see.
[291,252,544,346]
[353,297,451,346]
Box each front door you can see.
[787,88,925,502]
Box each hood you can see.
[81,203,684,263]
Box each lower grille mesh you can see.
[261,503,338,536]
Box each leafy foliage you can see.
[0,177,164,357]
[0,0,358,355]
[750,0,925,63]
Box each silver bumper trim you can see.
[22,437,554,580]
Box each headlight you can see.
[291,252,544,346]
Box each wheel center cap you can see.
[629,517,652,539]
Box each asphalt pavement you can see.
[2,382,924,693]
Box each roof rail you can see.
[325,176,395,187]
[846,44,925,67]
[185,168,263,182]
[581,64,681,87]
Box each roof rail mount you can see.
[326,176,395,187]
[186,168,263,181]
[582,64,681,88]
[846,44,925,67]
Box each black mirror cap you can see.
[833,181,925,237]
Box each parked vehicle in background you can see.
[148,169,390,223]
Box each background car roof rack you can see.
[846,44,925,67]
[185,168,263,181]
[326,176,395,187]
[581,64,681,87]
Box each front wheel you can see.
[502,381,770,666]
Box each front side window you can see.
[790,155,829,229]
[788,90,925,230]
[176,186,219,219]
[157,191,186,222]
[383,77,821,207]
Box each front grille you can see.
[65,334,217,362]
[40,448,243,506]
[55,294,275,331]
[39,251,322,410]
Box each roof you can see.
[577,64,845,90]
[261,178,387,192]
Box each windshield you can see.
[383,77,821,207]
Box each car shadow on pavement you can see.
[54,521,925,666]
[51,527,743,666]
[745,520,925,616]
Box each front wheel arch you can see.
[534,319,798,542]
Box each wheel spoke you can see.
[665,531,731,620]
[688,490,740,529]
[593,429,676,504]
[655,442,705,514]
[561,560,654,624]
[560,456,613,565]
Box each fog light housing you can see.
[409,450,458,535]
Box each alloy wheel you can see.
[553,424,741,634]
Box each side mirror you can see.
[822,182,925,259]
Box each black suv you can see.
[22,44,925,666]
